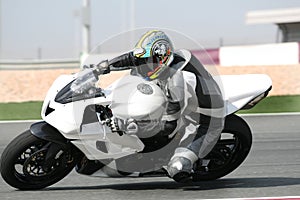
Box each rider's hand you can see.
[106,117,125,135]
[107,118,119,132]
[108,52,134,70]
[95,60,110,75]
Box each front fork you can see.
[30,121,83,170]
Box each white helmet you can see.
[133,30,174,80]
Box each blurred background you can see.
[0,0,300,117]
[1,0,300,59]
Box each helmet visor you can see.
[134,55,161,78]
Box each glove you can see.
[82,60,110,75]
[108,52,135,70]
[95,60,110,75]
[106,117,124,136]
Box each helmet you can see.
[133,30,174,80]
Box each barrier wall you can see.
[219,43,299,66]
[191,42,300,66]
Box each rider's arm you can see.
[109,52,136,71]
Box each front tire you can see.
[0,130,77,190]
[192,114,252,181]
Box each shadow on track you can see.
[46,177,300,191]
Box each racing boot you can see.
[166,147,198,183]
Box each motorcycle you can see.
[0,54,272,190]
[0,30,272,190]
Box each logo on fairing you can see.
[137,83,153,95]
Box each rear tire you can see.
[0,130,77,190]
[192,114,252,181]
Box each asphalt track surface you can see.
[0,114,299,200]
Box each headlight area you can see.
[54,81,74,104]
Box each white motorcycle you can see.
[0,56,272,190]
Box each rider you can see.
[107,30,225,182]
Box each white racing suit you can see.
[108,49,225,182]
[161,49,225,182]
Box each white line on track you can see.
[239,112,300,117]
[201,196,300,200]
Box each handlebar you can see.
[83,52,133,76]
[82,60,110,76]
[94,60,110,75]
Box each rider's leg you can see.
[166,115,224,182]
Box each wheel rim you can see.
[23,148,59,177]
[13,140,73,184]
[14,141,46,181]
[195,132,243,174]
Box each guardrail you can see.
[0,59,80,70]
[2,42,300,70]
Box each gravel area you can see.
[0,64,299,102]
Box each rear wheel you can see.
[192,114,252,181]
[0,130,77,190]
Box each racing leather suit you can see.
[108,49,225,182]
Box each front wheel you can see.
[192,114,252,181]
[0,130,77,190]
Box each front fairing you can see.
[40,70,145,160]
[41,69,110,136]
[54,69,104,104]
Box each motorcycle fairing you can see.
[171,49,272,115]
[217,74,272,115]
[40,49,272,174]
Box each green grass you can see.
[0,95,300,120]
[0,101,43,120]
[238,95,300,114]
